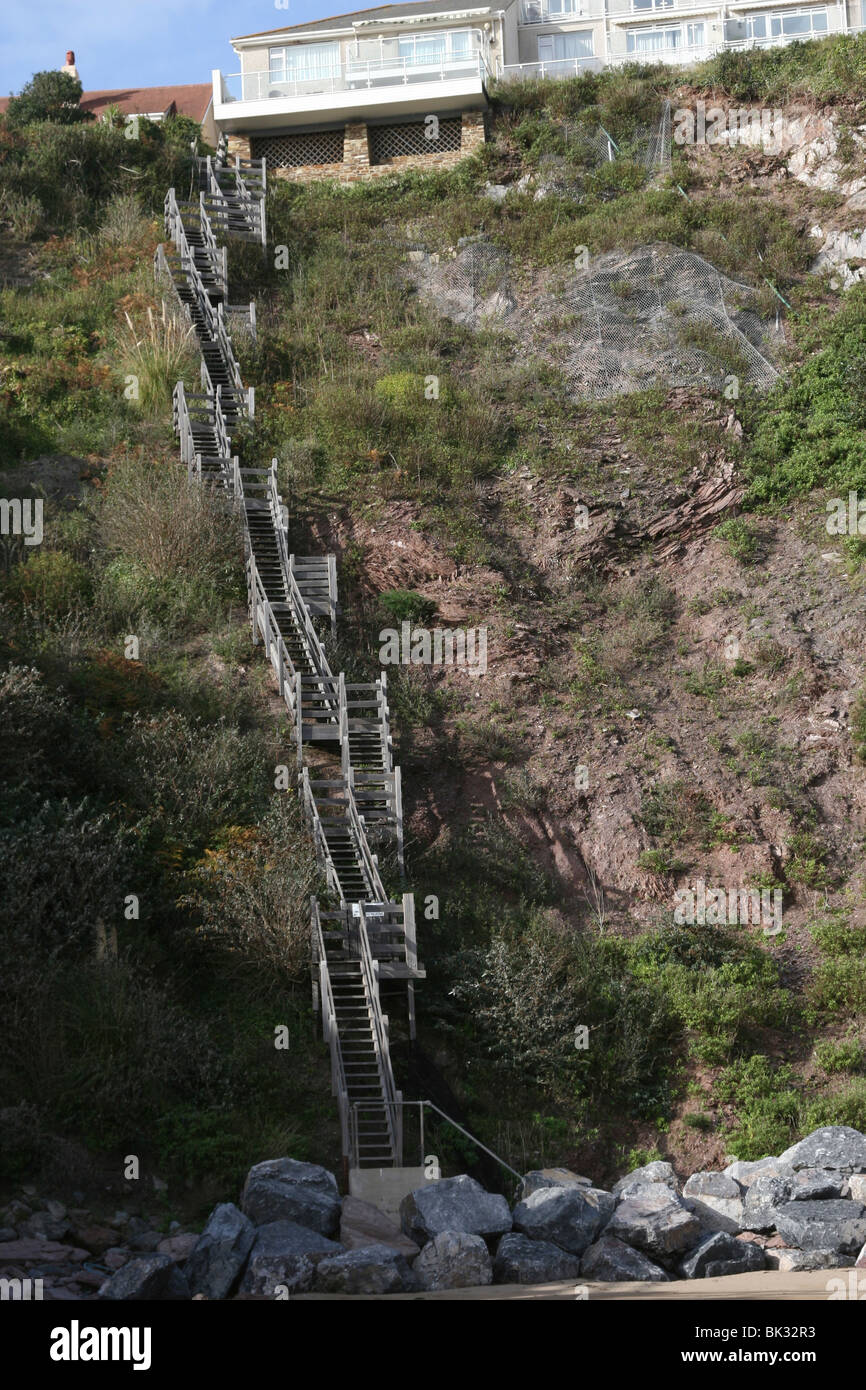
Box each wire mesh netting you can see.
[565,244,779,398]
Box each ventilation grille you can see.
[369,118,462,165]
[251,130,344,168]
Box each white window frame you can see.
[632,0,676,13]
[268,42,341,84]
[537,30,595,61]
[396,29,475,67]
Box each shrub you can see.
[713,516,761,565]
[119,301,198,413]
[853,687,866,763]
[5,71,93,127]
[813,1037,864,1074]
[715,1054,800,1159]
[2,192,43,238]
[3,549,92,617]
[378,588,437,624]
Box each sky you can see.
[0,0,346,95]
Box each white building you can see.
[211,0,862,178]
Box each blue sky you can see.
[0,0,343,95]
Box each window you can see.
[538,31,594,60]
[633,0,675,11]
[548,0,583,13]
[269,42,340,84]
[397,29,474,67]
[627,26,681,51]
[687,23,705,46]
[770,8,828,34]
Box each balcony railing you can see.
[520,1,597,21]
[218,51,490,104]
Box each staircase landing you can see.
[349,1167,430,1224]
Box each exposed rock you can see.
[414,1232,493,1290]
[580,1234,669,1283]
[493,1232,583,1284]
[766,1247,855,1272]
[339,1196,419,1259]
[185,1203,255,1300]
[520,1169,593,1199]
[314,1243,415,1295]
[98,1253,190,1301]
[400,1175,511,1245]
[682,1172,745,1233]
[240,1158,341,1236]
[605,1189,701,1259]
[773,1199,866,1254]
[128,1230,162,1253]
[680,1232,766,1280]
[779,1126,866,1175]
[788,1168,847,1201]
[103,1248,130,1271]
[857,1240,866,1269]
[0,1229,17,1243]
[240,1220,342,1297]
[742,1175,791,1232]
[483,182,508,203]
[612,1161,679,1200]
[847,1175,866,1204]
[512,1186,614,1256]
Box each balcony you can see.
[520,1,599,22]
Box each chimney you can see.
[61,50,79,80]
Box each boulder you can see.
[742,1176,791,1232]
[314,1244,415,1295]
[339,1196,419,1259]
[680,1232,766,1280]
[0,1239,88,1265]
[240,1220,342,1297]
[612,1161,678,1200]
[773,1200,866,1254]
[98,1253,190,1300]
[72,1225,119,1256]
[400,1175,511,1245]
[103,1248,130,1271]
[19,1212,72,1243]
[414,1232,493,1291]
[520,1169,593,1199]
[0,1229,16,1243]
[788,1168,847,1201]
[184,1203,255,1300]
[766,1248,855,1272]
[723,1156,792,1187]
[511,1186,614,1257]
[682,1172,745,1234]
[779,1126,866,1175]
[157,1233,198,1263]
[605,1189,701,1259]
[240,1158,340,1236]
[856,1240,866,1269]
[580,1235,669,1283]
[493,1233,583,1285]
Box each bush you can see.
[3,549,92,617]
[379,588,437,624]
[713,516,761,565]
[813,1037,864,1074]
[715,1054,800,1159]
[2,192,43,238]
[5,71,92,128]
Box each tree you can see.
[5,71,94,128]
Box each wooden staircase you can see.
[159,163,421,1170]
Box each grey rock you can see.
[45,1200,66,1220]
[103,1248,131,1271]
[493,1232,583,1285]
[0,1228,17,1243]
[128,1231,161,1253]
[766,1247,855,1272]
[520,1169,593,1199]
[779,1126,866,1175]
[847,1175,866,1204]
[314,1243,415,1295]
[580,1235,669,1283]
[857,1239,866,1269]
[512,1186,614,1257]
[185,1203,255,1300]
[680,1232,766,1280]
[605,1189,701,1258]
[414,1232,493,1291]
[723,1157,792,1187]
[400,1175,511,1245]
[98,1253,190,1301]
[613,1161,678,1200]
[20,1212,72,1243]
[788,1168,847,1201]
[774,1199,866,1254]
[240,1220,343,1297]
[483,182,508,203]
[240,1158,340,1236]
[742,1175,791,1231]
[682,1172,745,1234]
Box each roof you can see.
[80,84,212,120]
[233,1,500,41]
[0,84,212,121]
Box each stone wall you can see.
[238,109,486,186]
